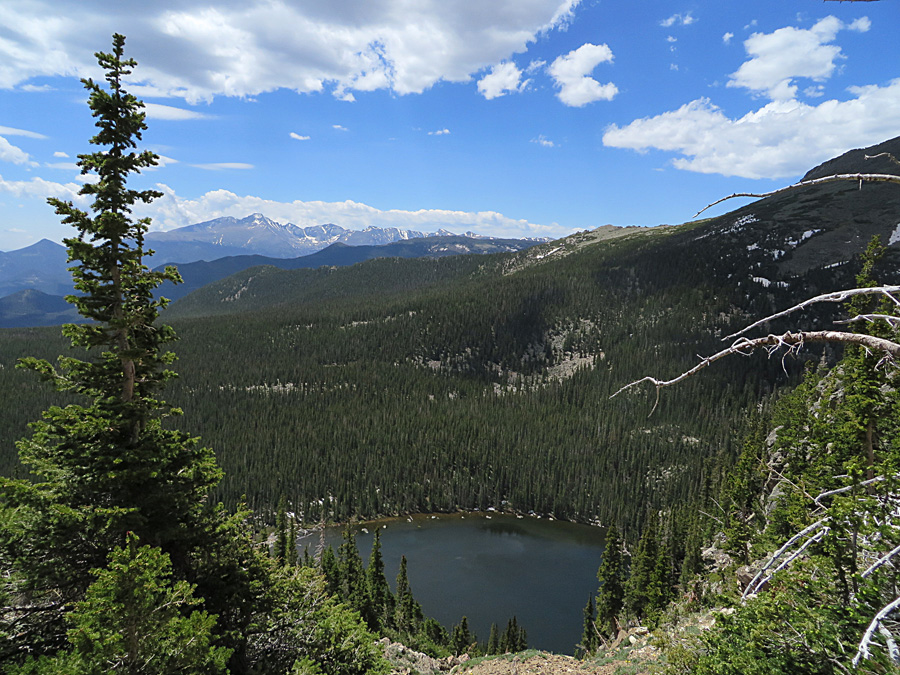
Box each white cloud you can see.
[0,125,47,139]
[667,36,677,43]
[548,43,617,107]
[0,137,37,166]
[661,13,695,28]
[53,151,69,158]
[143,102,212,120]
[477,62,525,100]
[849,17,871,33]
[603,78,900,179]
[289,132,310,141]
[723,32,734,45]
[190,162,254,171]
[532,135,555,147]
[332,124,348,132]
[428,128,450,136]
[138,184,569,240]
[729,16,871,101]
[0,174,87,204]
[0,1,582,102]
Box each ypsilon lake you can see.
[300,513,607,655]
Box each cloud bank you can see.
[0,0,582,103]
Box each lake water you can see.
[299,512,606,655]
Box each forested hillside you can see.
[4,138,899,537]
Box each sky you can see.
[0,0,898,251]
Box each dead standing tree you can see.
[614,167,900,668]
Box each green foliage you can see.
[0,33,223,661]
[247,566,389,675]
[624,517,673,625]
[365,530,394,631]
[683,240,900,673]
[451,616,475,655]
[6,533,230,675]
[595,524,625,638]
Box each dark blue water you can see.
[299,513,606,654]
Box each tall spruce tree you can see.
[0,33,223,660]
[595,524,625,637]
[366,530,394,630]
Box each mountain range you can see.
[0,221,546,327]
[144,213,516,264]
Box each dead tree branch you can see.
[725,287,900,341]
[612,330,900,405]
[853,595,900,666]
[741,518,828,600]
[694,173,900,219]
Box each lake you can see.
[299,512,607,654]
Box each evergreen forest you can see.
[4,32,900,675]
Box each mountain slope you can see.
[159,235,542,301]
[0,239,70,297]
[4,137,900,535]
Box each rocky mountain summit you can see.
[144,213,536,263]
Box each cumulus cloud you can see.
[723,32,734,45]
[531,135,555,147]
[137,184,568,240]
[289,132,310,141]
[0,137,37,166]
[603,79,900,179]
[548,43,617,107]
[53,151,69,158]
[477,62,525,99]
[729,15,871,101]
[660,13,695,28]
[428,128,450,136]
[0,0,582,102]
[332,125,348,132]
[144,102,212,120]
[0,174,87,204]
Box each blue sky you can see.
[0,0,897,251]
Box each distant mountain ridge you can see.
[144,213,523,263]
[0,219,547,326]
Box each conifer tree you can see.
[366,530,394,630]
[275,496,289,564]
[337,528,372,625]
[12,533,231,674]
[0,32,223,660]
[451,616,474,655]
[595,524,624,637]
[580,595,597,655]
[393,556,423,633]
[487,623,499,655]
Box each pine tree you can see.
[580,595,597,655]
[365,530,394,630]
[275,496,289,563]
[0,32,223,660]
[337,528,372,626]
[595,524,625,637]
[451,616,474,655]
[393,556,423,633]
[624,517,665,622]
[13,533,231,674]
[487,623,499,655]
